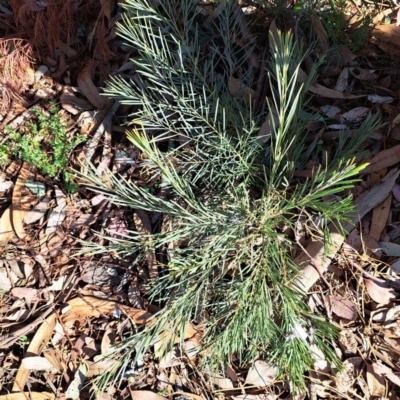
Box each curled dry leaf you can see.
[328,295,358,321]
[77,62,105,109]
[364,279,396,305]
[362,145,400,174]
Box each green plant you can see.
[78,0,380,393]
[3,105,85,192]
[312,0,372,52]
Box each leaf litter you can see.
[1,0,400,399]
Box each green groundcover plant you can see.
[79,0,380,392]
[2,104,85,192]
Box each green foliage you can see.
[78,0,380,393]
[3,105,85,192]
[316,0,372,51]
[258,0,372,52]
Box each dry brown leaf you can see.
[298,68,365,99]
[373,24,400,47]
[86,358,117,378]
[351,169,399,228]
[370,194,392,242]
[60,90,93,114]
[24,195,49,225]
[336,357,364,393]
[348,67,378,81]
[65,362,88,399]
[377,40,400,57]
[62,296,152,325]
[129,391,167,400]
[294,229,344,292]
[373,6,400,24]
[363,235,383,258]
[366,361,386,398]
[43,349,65,374]
[0,394,55,400]
[134,210,158,279]
[101,328,116,355]
[11,287,39,308]
[295,169,400,292]
[334,68,349,92]
[364,279,396,305]
[21,356,58,373]
[329,45,358,65]
[369,167,387,187]
[212,377,234,389]
[312,12,328,53]
[371,361,400,387]
[328,295,358,321]
[0,206,15,244]
[11,161,33,240]
[228,76,255,104]
[245,360,277,387]
[77,62,105,109]
[363,145,400,174]
[339,107,370,124]
[12,313,57,392]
